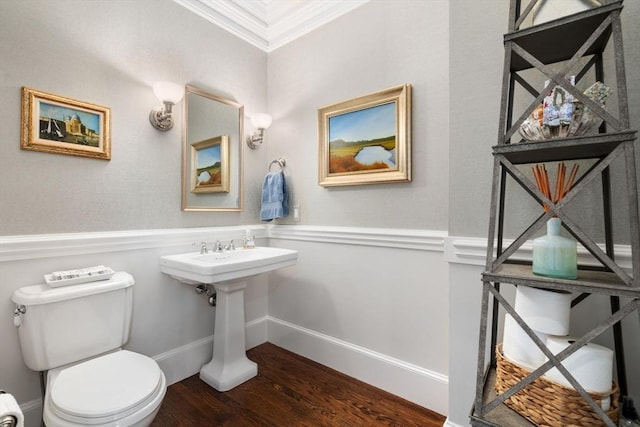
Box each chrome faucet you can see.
[228,238,247,250]
[212,238,246,252]
[193,241,209,254]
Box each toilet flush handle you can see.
[13,305,25,327]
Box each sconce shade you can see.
[152,81,184,104]
[251,113,272,130]
[150,81,183,131]
[246,113,272,149]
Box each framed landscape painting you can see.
[21,87,111,160]
[318,84,411,187]
[190,135,230,193]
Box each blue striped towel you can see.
[260,171,288,221]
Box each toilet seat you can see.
[46,350,166,426]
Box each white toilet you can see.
[11,272,166,427]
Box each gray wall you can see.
[449,0,640,239]
[266,0,450,230]
[0,0,269,235]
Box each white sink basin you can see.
[159,246,298,284]
[159,245,298,392]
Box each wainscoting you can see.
[2,225,635,427]
[0,225,450,427]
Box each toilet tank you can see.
[11,272,135,371]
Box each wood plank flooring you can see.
[152,342,445,426]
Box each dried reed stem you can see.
[533,162,578,213]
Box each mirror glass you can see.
[182,85,244,211]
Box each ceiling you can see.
[173,0,370,52]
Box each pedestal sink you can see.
[159,246,298,391]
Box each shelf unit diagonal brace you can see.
[490,284,638,397]
[511,11,610,89]
[575,54,602,86]
[489,153,581,269]
[483,284,631,427]
[490,148,634,285]
[514,52,603,108]
[503,15,623,142]
[551,186,631,285]
[512,73,539,99]
[488,156,557,267]
[509,42,623,135]
[501,70,547,143]
[488,154,591,268]
[491,217,547,271]
[479,282,640,426]
[513,0,542,31]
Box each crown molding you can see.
[173,0,370,52]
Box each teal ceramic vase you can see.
[532,217,577,279]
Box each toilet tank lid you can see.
[11,272,134,306]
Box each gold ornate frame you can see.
[318,84,411,187]
[21,87,111,160]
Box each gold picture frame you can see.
[318,84,411,187]
[21,87,111,160]
[190,135,230,193]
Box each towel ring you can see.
[269,158,286,172]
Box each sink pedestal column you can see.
[199,280,257,391]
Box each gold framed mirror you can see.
[182,85,243,211]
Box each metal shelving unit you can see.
[471,1,639,426]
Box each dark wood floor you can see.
[152,342,445,426]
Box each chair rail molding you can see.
[445,236,632,270]
[0,226,266,262]
[268,225,447,251]
[0,225,447,262]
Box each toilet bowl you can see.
[11,272,167,427]
[43,350,166,427]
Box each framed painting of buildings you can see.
[189,135,230,194]
[21,87,111,160]
[318,84,411,187]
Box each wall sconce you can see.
[246,113,272,149]
[149,81,184,131]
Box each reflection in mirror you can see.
[182,85,244,211]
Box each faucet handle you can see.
[192,241,208,254]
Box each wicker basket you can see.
[495,344,619,427]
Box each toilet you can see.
[11,272,166,427]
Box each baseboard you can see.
[153,316,269,386]
[267,316,449,416]
[443,417,466,427]
[153,335,214,386]
[19,398,42,427]
[152,315,449,414]
[246,315,269,349]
